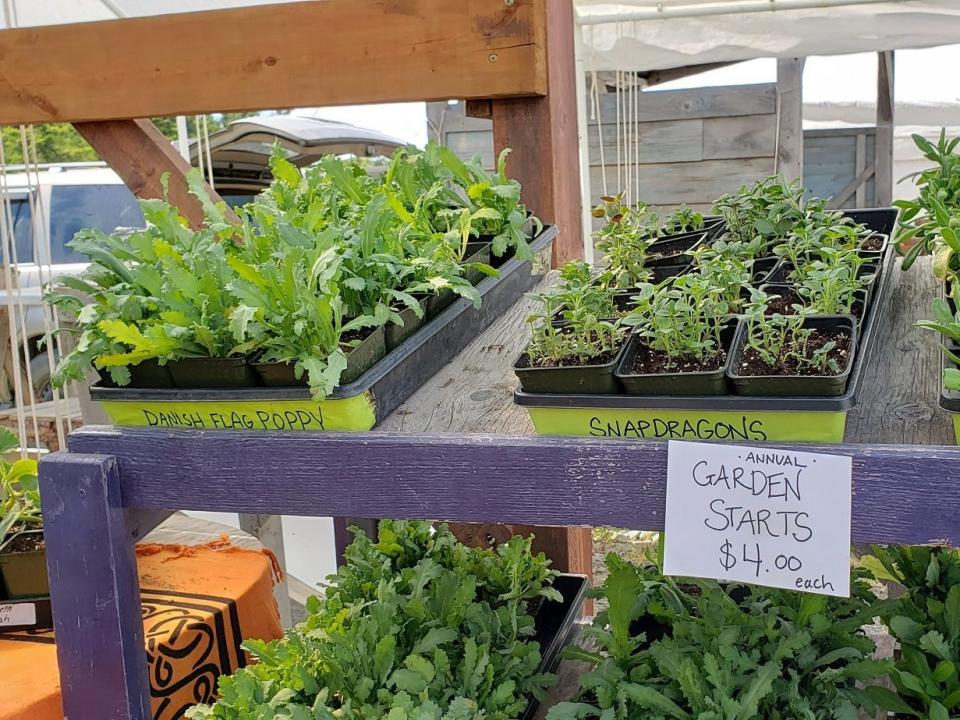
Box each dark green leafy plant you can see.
[592,194,655,290]
[863,547,960,719]
[187,521,561,720]
[712,177,807,249]
[548,554,890,720]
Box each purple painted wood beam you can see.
[39,452,150,720]
[63,425,960,546]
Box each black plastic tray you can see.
[90,227,556,425]
[516,236,895,413]
[0,596,52,632]
[520,573,589,720]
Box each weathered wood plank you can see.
[589,157,775,206]
[776,58,805,183]
[60,427,960,546]
[875,51,895,206]
[74,119,230,230]
[593,84,777,123]
[587,119,704,164]
[0,0,546,124]
[845,257,952,446]
[702,115,776,160]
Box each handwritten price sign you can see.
[662,440,852,597]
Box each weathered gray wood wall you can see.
[427,86,879,216]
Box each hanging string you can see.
[23,125,72,443]
[0,142,34,455]
[615,70,622,194]
[194,116,206,187]
[201,115,215,189]
[633,73,641,207]
[590,71,608,197]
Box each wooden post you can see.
[73,118,233,230]
[875,51,895,207]
[776,57,805,184]
[461,3,591,582]
[39,453,150,720]
[487,0,583,267]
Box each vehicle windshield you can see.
[49,185,144,263]
[9,196,34,263]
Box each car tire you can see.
[29,352,54,403]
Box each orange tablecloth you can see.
[0,541,283,720]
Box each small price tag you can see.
[663,440,852,597]
[0,602,37,628]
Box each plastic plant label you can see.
[0,602,36,627]
[663,440,853,597]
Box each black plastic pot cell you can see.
[0,529,48,600]
[760,283,868,325]
[646,231,707,267]
[340,325,387,385]
[487,216,539,268]
[252,357,306,388]
[651,262,692,282]
[513,339,628,395]
[751,256,779,285]
[765,261,794,284]
[463,242,493,286]
[726,314,858,397]
[416,288,456,320]
[384,303,426,351]
[858,232,889,258]
[615,324,734,396]
[127,359,175,389]
[518,574,588,720]
[167,356,260,389]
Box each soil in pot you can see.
[859,233,888,254]
[514,332,627,395]
[615,323,734,396]
[646,232,706,266]
[760,284,867,324]
[167,356,260,389]
[339,325,387,385]
[727,315,857,397]
[384,304,425,351]
[0,530,48,599]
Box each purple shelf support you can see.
[39,425,960,719]
[39,452,150,720]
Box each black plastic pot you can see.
[127,360,175,389]
[759,283,867,325]
[751,256,779,285]
[463,241,493,286]
[167,356,260,389]
[485,215,539,268]
[646,231,707,267]
[252,357,306,388]
[415,288,456,320]
[615,324,734,396]
[726,314,858,397]
[859,232,889,258]
[384,303,426,351]
[514,338,628,395]
[517,574,588,720]
[0,529,48,600]
[340,325,387,385]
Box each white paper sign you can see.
[663,440,852,597]
[0,602,36,627]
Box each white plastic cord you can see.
[590,71,608,197]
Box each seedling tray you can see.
[520,573,589,720]
[515,241,894,444]
[90,227,556,432]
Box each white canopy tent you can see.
[576,0,960,71]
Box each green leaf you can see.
[865,686,920,716]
